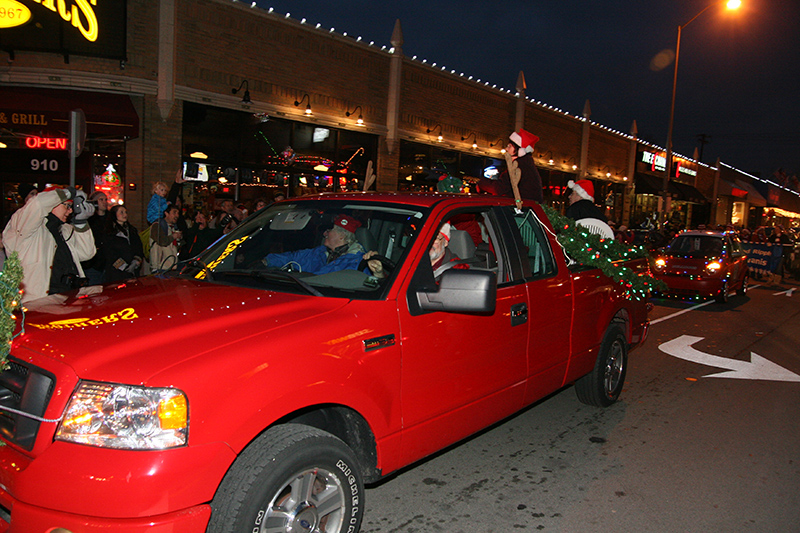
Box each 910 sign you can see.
[1,149,76,179]
[31,158,60,172]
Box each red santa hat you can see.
[439,222,452,242]
[568,179,594,202]
[508,129,539,155]
[333,214,361,234]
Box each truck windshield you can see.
[180,199,427,299]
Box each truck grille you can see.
[0,357,55,450]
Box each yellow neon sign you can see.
[30,0,99,42]
[0,0,31,29]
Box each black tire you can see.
[738,275,748,296]
[575,325,628,407]
[715,281,729,303]
[207,424,364,533]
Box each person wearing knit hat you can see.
[263,213,367,275]
[17,183,38,205]
[474,128,544,203]
[3,186,96,302]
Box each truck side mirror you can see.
[416,269,496,314]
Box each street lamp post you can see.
[662,0,741,222]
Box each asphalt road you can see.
[362,277,800,532]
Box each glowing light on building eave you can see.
[254,2,638,136]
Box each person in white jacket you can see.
[3,186,96,303]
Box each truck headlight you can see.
[56,381,188,449]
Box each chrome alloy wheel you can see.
[603,337,625,399]
[261,467,346,533]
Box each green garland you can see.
[541,205,665,301]
[0,253,24,371]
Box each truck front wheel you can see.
[575,325,628,407]
[208,424,364,533]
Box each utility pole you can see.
[696,133,711,162]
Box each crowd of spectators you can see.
[1,172,287,302]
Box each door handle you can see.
[510,303,528,326]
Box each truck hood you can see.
[13,276,348,383]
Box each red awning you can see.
[0,86,139,139]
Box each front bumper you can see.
[1,498,210,533]
[0,439,235,532]
[654,274,726,299]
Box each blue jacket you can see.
[265,244,364,275]
[147,194,168,224]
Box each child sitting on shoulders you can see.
[147,181,168,224]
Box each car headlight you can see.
[654,258,667,271]
[56,381,188,449]
[705,261,722,275]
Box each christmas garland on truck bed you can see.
[541,204,665,301]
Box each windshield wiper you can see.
[220,270,323,297]
[182,258,215,281]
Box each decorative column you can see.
[579,100,591,179]
[385,19,403,155]
[515,71,526,132]
[378,19,403,191]
[157,0,176,121]
[711,157,722,225]
[623,120,638,226]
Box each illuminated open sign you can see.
[25,136,67,150]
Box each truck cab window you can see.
[511,208,557,279]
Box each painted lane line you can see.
[659,335,800,382]
[650,300,714,325]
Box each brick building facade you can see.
[2,0,783,232]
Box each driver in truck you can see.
[263,214,366,274]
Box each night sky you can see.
[251,0,799,181]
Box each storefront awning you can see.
[733,179,767,207]
[635,173,677,197]
[671,180,708,204]
[0,86,139,139]
[717,179,748,198]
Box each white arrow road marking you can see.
[659,335,800,382]
[773,288,795,297]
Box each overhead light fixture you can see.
[489,138,507,153]
[426,124,443,142]
[346,105,364,125]
[189,151,208,159]
[461,132,478,149]
[294,93,312,115]
[232,80,251,104]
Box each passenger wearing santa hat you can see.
[565,179,614,239]
[365,222,460,280]
[263,214,367,275]
[565,179,607,222]
[475,128,543,203]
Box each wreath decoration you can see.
[541,204,665,301]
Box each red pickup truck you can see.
[0,193,649,532]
